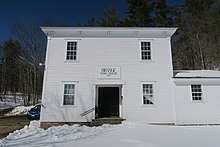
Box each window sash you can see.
[143,84,154,105]
[141,42,151,60]
[66,42,77,60]
[191,85,202,101]
[63,84,75,105]
[63,95,74,105]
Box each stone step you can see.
[90,117,125,126]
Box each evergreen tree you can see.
[84,5,121,27]
[152,0,178,26]
[125,0,154,26]
[87,17,98,27]
[98,5,120,27]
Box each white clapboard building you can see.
[40,27,220,127]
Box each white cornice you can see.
[41,27,177,38]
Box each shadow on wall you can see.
[42,84,94,123]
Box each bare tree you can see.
[10,19,69,105]
[11,20,46,105]
[172,1,220,70]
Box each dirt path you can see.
[0,115,31,139]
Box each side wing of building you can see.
[173,70,220,124]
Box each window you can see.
[143,84,154,105]
[63,84,75,105]
[191,85,202,101]
[66,42,77,60]
[141,42,151,60]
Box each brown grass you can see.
[0,115,31,139]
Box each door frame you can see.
[95,84,122,118]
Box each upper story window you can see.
[191,85,202,101]
[141,42,151,60]
[66,42,77,60]
[143,83,154,105]
[63,84,75,105]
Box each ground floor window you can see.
[143,83,154,105]
[63,84,75,105]
[191,84,202,101]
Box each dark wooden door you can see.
[98,87,119,117]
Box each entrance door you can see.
[98,87,119,118]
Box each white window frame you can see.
[140,40,153,61]
[64,40,79,62]
[62,82,78,106]
[191,84,203,101]
[141,82,155,105]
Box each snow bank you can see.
[1,121,220,147]
[4,106,34,116]
[0,121,125,147]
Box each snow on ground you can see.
[4,106,34,116]
[1,121,220,147]
[0,95,23,110]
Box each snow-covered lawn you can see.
[1,121,220,147]
[0,93,24,111]
[0,96,23,110]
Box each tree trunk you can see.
[13,89,16,103]
[196,33,206,70]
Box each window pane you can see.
[141,42,146,47]
[63,95,74,105]
[143,96,154,104]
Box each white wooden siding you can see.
[41,37,175,123]
[174,78,220,124]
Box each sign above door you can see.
[97,66,121,79]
